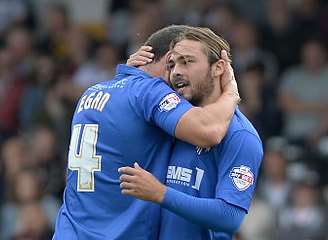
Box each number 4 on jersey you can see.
[68,124,102,192]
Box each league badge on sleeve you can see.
[158,93,181,112]
[229,165,254,191]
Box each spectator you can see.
[292,0,322,44]
[72,42,118,89]
[239,62,282,140]
[0,0,28,36]
[1,169,60,240]
[6,27,35,76]
[63,26,92,74]
[203,3,240,42]
[1,137,29,185]
[238,196,275,240]
[258,140,291,212]
[126,2,163,56]
[38,3,71,59]
[12,203,53,240]
[262,0,300,73]
[19,55,57,129]
[278,39,328,145]
[277,181,326,240]
[230,20,278,82]
[229,0,267,24]
[0,50,23,138]
[25,126,66,197]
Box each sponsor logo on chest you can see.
[166,166,204,190]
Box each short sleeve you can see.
[215,131,263,212]
[129,77,192,136]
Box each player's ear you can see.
[211,59,224,78]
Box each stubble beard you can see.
[189,70,215,107]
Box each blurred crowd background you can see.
[0,0,328,239]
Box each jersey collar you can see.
[116,64,152,79]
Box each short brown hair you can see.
[170,27,231,64]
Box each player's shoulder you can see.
[82,73,135,95]
[127,72,166,88]
[128,75,165,88]
[85,80,110,92]
[213,109,263,157]
[127,74,170,97]
[225,108,261,143]
[116,64,164,84]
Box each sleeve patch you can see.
[229,165,254,191]
[158,93,181,112]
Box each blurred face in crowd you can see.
[6,28,32,60]
[130,4,162,45]
[302,40,327,72]
[231,22,257,50]
[263,150,287,182]
[15,203,50,238]
[46,5,68,33]
[292,184,318,208]
[31,127,56,163]
[207,6,237,37]
[14,171,40,203]
[268,0,290,30]
[2,137,30,179]
[33,55,56,86]
[67,27,90,64]
[96,44,118,69]
[0,48,15,73]
[167,39,219,106]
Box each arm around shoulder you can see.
[175,90,240,148]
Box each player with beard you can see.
[119,27,263,240]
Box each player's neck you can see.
[199,83,222,107]
[139,60,166,79]
[139,65,158,78]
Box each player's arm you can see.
[162,188,246,233]
[118,131,263,232]
[214,130,263,211]
[175,81,238,148]
[118,163,245,233]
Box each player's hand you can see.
[118,162,166,203]
[127,46,154,67]
[220,50,240,103]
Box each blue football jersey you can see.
[53,65,192,240]
[160,109,263,240]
